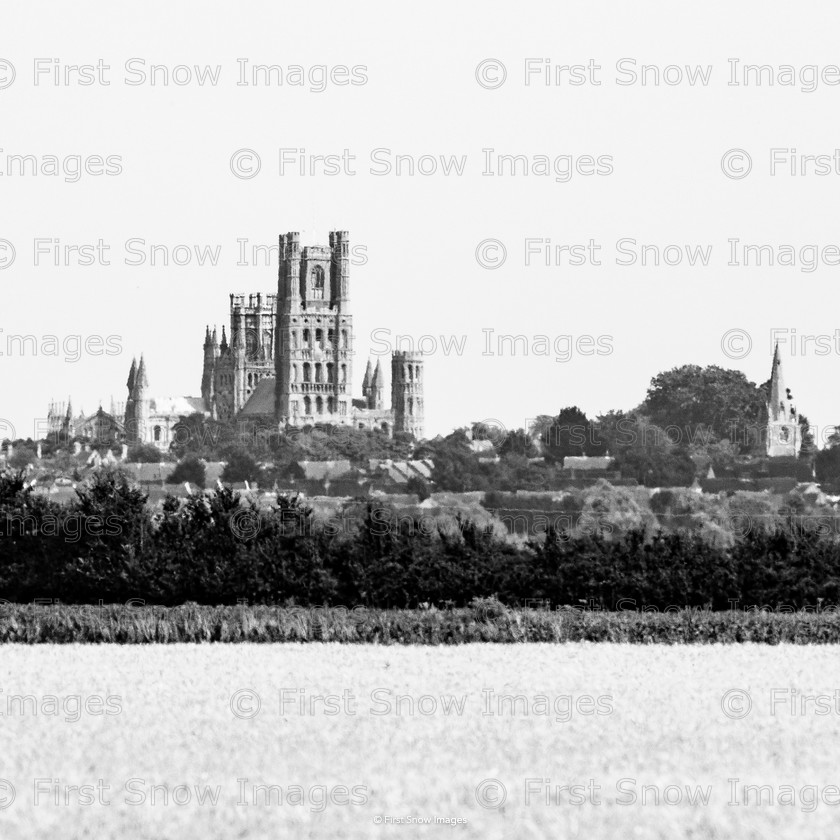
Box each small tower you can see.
[370,359,384,410]
[201,327,215,411]
[361,359,373,405]
[64,398,74,439]
[766,343,798,458]
[391,351,424,439]
[125,355,150,444]
[125,357,138,434]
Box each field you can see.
[0,644,838,838]
[3,603,840,644]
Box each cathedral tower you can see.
[274,231,353,424]
[391,351,424,439]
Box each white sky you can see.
[3,1,840,445]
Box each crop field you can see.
[0,643,837,838]
[5,603,840,644]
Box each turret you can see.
[329,230,350,310]
[370,359,384,410]
[126,355,150,444]
[201,328,216,410]
[391,352,424,439]
[361,359,373,403]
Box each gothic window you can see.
[312,266,325,300]
[339,401,347,416]
[291,331,298,349]
[341,364,347,384]
[154,425,162,442]
[246,329,258,360]
[303,363,311,382]
[316,396,323,414]
[292,364,298,383]
[341,329,348,348]
[291,400,299,414]
[328,397,335,413]
[303,329,310,346]
[408,398,414,416]
[316,328,323,346]
[328,328,335,346]
[304,396,311,415]
[315,363,323,384]
[326,362,334,384]
[408,365,414,382]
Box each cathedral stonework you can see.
[203,230,425,439]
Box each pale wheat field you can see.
[0,644,837,839]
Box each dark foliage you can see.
[3,469,840,610]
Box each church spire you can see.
[361,358,373,396]
[768,342,785,422]
[370,359,384,409]
[134,354,149,395]
[766,343,798,458]
[126,357,137,393]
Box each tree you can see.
[815,430,840,487]
[221,449,261,484]
[640,365,766,453]
[127,443,168,463]
[168,456,207,488]
[416,430,489,492]
[539,407,605,464]
[604,414,696,487]
[170,414,235,460]
[497,428,539,459]
[798,414,817,462]
[406,475,431,501]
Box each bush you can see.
[4,466,840,610]
[128,443,167,463]
[168,456,206,488]
[221,449,260,484]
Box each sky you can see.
[3,1,840,446]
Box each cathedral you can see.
[199,230,424,439]
[111,230,425,449]
[46,230,425,450]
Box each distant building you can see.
[766,342,799,458]
[123,356,207,450]
[202,231,426,439]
